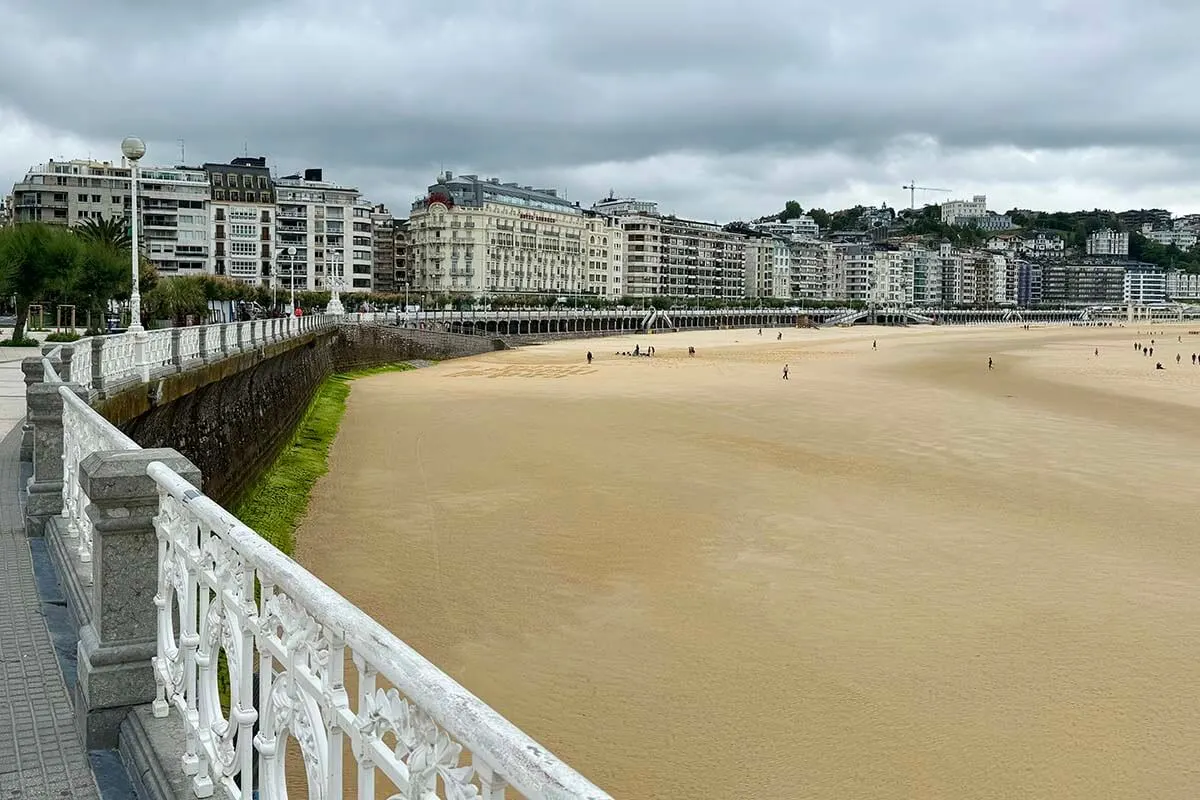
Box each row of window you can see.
[213,173,269,190]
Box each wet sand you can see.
[295,324,1200,798]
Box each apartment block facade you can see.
[371,204,397,294]
[1086,228,1129,257]
[275,169,373,294]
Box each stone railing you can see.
[58,314,338,397]
[26,327,611,799]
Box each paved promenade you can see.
[0,349,102,798]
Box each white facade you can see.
[909,244,942,306]
[873,249,914,306]
[275,172,373,294]
[834,244,874,303]
[1124,269,1167,304]
[941,195,988,225]
[138,166,210,276]
[744,236,792,300]
[408,173,590,297]
[1141,224,1198,250]
[789,239,830,300]
[584,214,625,297]
[1086,228,1129,257]
[1166,270,1200,299]
[1020,232,1066,258]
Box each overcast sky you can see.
[2,0,1197,222]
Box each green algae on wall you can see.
[232,363,415,555]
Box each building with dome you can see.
[407,172,624,299]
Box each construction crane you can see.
[902,181,952,210]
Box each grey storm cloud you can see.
[2,0,1200,219]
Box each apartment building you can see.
[275,168,372,294]
[1039,264,1126,306]
[584,213,625,297]
[789,238,829,301]
[13,159,210,276]
[203,158,275,286]
[394,219,411,292]
[908,243,943,306]
[11,159,129,226]
[371,204,396,294]
[755,216,820,240]
[1166,270,1200,300]
[1020,231,1066,259]
[408,172,590,297]
[137,166,210,275]
[1,194,11,227]
[1085,228,1129,257]
[872,248,914,306]
[834,244,874,304]
[1140,224,1197,250]
[1123,266,1167,305]
[596,197,747,299]
[744,234,792,300]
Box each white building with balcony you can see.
[274,168,372,294]
[1086,228,1129,257]
[1166,270,1200,299]
[1141,224,1198,250]
[744,235,792,300]
[754,216,820,240]
[138,166,210,276]
[1124,267,1167,304]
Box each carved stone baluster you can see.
[234,553,257,795]
[473,760,508,800]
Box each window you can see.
[260,192,270,204]
[231,191,240,201]
[111,196,121,204]
[91,194,101,203]
[261,210,271,223]
[258,176,267,189]
[231,241,257,256]
[78,193,88,202]
[243,175,253,188]
[214,190,225,201]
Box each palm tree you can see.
[74,215,131,250]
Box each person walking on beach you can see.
[873,340,878,350]
[586,351,593,365]
[782,364,789,380]
[1095,348,1099,357]
[1150,347,1155,357]
[1177,353,1182,365]
[988,357,994,370]
[777,332,782,341]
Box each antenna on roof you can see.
[178,139,186,164]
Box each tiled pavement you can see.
[0,347,103,798]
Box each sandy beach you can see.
[295,323,1200,798]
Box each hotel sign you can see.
[519,212,556,224]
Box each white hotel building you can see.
[408,172,619,298]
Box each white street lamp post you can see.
[121,136,146,332]
[325,248,345,315]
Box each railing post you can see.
[134,329,150,383]
[198,325,209,362]
[75,447,200,749]
[26,373,85,537]
[20,355,42,463]
[170,327,183,372]
[220,323,231,357]
[91,337,106,395]
[58,343,75,383]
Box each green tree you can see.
[75,215,131,250]
[142,275,210,325]
[0,223,80,342]
[70,241,129,332]
[780,200,803,222]
[807,208,831,229]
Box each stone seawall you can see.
[332,324,504,370]
[116,336,335,506]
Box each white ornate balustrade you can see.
[54,314,337,395]
[148,465,609,799]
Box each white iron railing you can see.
[59,386,140,574]
[149,464,609,799]
[56,315,338,394]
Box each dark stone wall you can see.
[331,324,503,371]
[117,337,335,506]
[110,324,501,507]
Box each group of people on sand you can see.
[587,343,684,364]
